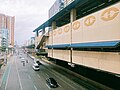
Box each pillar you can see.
[42,27,45,34]
[51,21,57,58]
[70,9,76,64]
[36,30,39,37]
[70,9,76,22]
[52,21,57,30]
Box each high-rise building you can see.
[6,16,15,46]
[0,13,15,48]
[1,28,9,48]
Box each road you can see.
[0,49,88,90]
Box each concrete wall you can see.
[72,2,120,43]
[53,23,71,45]
[53,49,70,62]
[72,51,120,74]
[48,30,53,46]
[48,49,53,57]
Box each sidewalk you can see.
[0,54,12,87]
[0,64,7,87]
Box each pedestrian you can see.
[23,62,25,66]
[26,60,28,63]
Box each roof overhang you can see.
[33,0,89,32]
[46,41,120,49]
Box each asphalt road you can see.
[0,49,88,90]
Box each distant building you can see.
[1,28,9,48]
[0,13,15,48]
[49,0,64,18]
[25,37,35,46]
[31,37,35,45]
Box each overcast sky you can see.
[0,0,55,45]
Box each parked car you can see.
[32,63,40,71]
[46,78,58,88]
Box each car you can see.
[21,58,25,62]
[46,78,58,88]
[32,63,40,71]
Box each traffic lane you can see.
[22,54,77,90]
[19,52,87,90]
[23,56,57,90]
[25,55,74,90]
[38,66,75,90]
[16,54,50,90]
[28,64,68,90]
[35,59,88,90]
[6,57,21,90]
[25,54,88,90]
[15,55,39,90]
[40,59,96,90]
[38,65,87,90]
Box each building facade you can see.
[34,0,120,75]
[49,0,64,18]
[1,28,9,48]
[0,13,15,48]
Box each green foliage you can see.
[1,46,6,52]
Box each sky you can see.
[0,0,55,45]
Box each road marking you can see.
[15,59,23,90]
[58,83,61,87]
[37,74,41,79]
[55,74,77,90]
[46,73,49,77]
[28,75,31,79]
[34,85,38,90]
[45,68,77,90]
[5,64,11,90]
[46,84,51,89]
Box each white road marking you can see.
[37,74,41,79]
[28,75,31,79]
[58,83,61,87]
[45,68,77,90]
[34,85,38,90]
[46,73,49,77]
[56,75,77,90]
[15,58,23,90]
[46,84,51,89]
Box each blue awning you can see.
[71,41,120,48]
[46,41,120,49]
[46,44,70,49]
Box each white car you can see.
[32,63,40,71]
[21,58,25,62]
